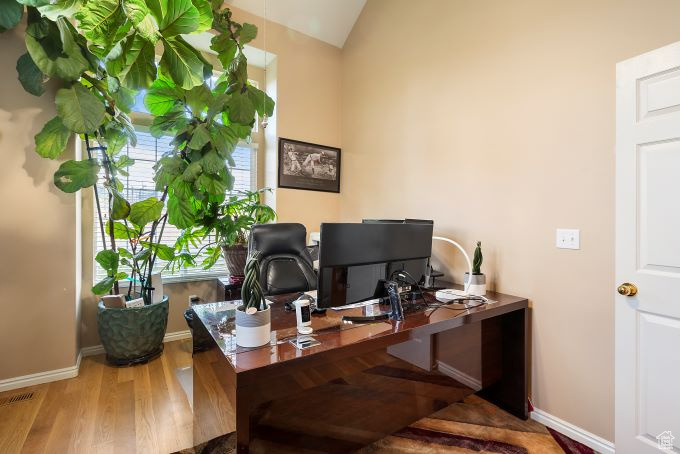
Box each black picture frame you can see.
[278,138,341,193]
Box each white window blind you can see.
[93,130,257,282]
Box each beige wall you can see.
[230,7,343,234]
[341,0,680,441]
[0,26,78,380]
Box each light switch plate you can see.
[556,229,580,250]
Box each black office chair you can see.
[247,223,317,296]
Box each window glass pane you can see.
[93,130,256,282]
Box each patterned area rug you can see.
[176,395,595,454]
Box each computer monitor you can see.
[317,221,433,308]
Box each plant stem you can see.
[85,135,107,252]
[96,136,120,295]
[144,187,169,304]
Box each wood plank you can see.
[0,386,46,454]
[0,339,194,453]
[69,355,105,453]
[133,361,160,453]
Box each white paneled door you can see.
[616,42,680,454]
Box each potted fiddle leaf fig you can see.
[235,251,271,347]
[5,0,274,364]
[464,241,486,296]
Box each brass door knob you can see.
[617,283,638,296]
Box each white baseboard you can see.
[163,329,192,343]
[1,330,192,392]
[0,351,82,393]
[531,407,615,454]
[436,360,482,391]
[81,329,192,357]
[435,360,614,454]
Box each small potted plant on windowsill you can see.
[464,241,486,296]
[235,252,271,347]
[175,189,276,279]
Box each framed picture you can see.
[278,138,341,193]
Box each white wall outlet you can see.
[556,229,580,250]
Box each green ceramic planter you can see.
[97,296,169,366]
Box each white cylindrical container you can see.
[235,303,271,348]
[464,273,487,296]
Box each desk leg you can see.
[235,388,254,453]
[478,307,528,420]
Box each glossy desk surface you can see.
[192,290,528,375]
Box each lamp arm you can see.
[432,236,473,293]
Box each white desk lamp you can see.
[431,236,473,300]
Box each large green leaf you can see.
[149,109,187,138]
[116,155,134,168]
[107,34,157,89]
[153,154,186,190]
[0,0,23,31]
[123,0,158,43]
[185,83,211,115]
[16,53,45,96]
[38,0,80,20]
[55,83,106,134]
[196,173,226,196]
[129,197,163,228]
[110,188,131,220]
[160,35,204,89]
[25,19,89,80]
[159,0,198,36]
[103,125,129,155]
[227,92,255,125]
[239,23,257,44]
[111,86,136,113]
[210,124,238,158]
[210,32,237,69]
[199,149,224,174]
[145,242,175,260]
[35,116,71,159]
[96,249,119,274]
[191,0,211,32]
[111,221,136,239]
[167,193,195,228]
[54,159,100,193]
[92,276,116,294]
[145,0,163,20]
[181,161,202,182]
[76,0,127,46]
[144,74,180,115]
[247,85,274,117]
[187,124,210,149]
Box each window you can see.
[93,129,257,283]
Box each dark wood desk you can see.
[192,290,529,453]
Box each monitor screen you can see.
[317,222,433,308]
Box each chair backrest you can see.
[248,223,317,296]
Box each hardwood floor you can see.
[0,339,194,454]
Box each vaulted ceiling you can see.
[226,0,367,48]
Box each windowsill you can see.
[112,272,226,289]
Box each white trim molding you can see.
[436,360,482,391]
[1,331,192,392]
[0,351,82,393]
[531,407,615,454]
